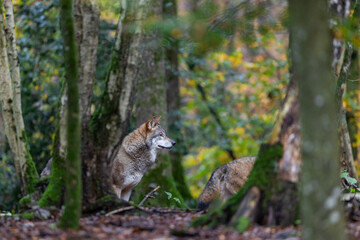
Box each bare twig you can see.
[138,186,160,207]
[105,206,135,216]
[105,186,161,216]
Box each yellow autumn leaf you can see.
[170,28,183,38]
[49,116,55,122]
[214,72,225,82]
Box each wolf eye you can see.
[159,133,164,137]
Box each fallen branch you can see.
[138,186,160,207]
[105,206,135,216]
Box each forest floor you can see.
[2,206,297,240]
[3,207,360,239]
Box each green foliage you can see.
[15,0,63,173]
[21,212,34,220]
[341,171,360,193]
[181,46,288,197]
[173,0,289,199]
[0,157,21,211]
[164,191,182,205]
[19,196,31,205]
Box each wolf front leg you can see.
[113,185,122,199]
[121,189,132,201]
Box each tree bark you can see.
[163,0,193,203]
[291,0,346,239]
[38,84,68,207]
[0,0,38,195]
[73,0,100,206]
[337,45,358,181]
[131,0,184,207]
[58,0,81,229]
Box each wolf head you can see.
[145,116,176,150]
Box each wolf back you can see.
[197,156,256,210]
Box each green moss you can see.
[98,195,114,203]
[191,143,283,227]
[19,196,31,205]
[24,154,39,194]
[38,65,66,208]
[38,148,65,207]
[36,176,50,185]
[20,128,39,194]
[22,212,34,220]
[234,217,251,233]
[132,154,187,208]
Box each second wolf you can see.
[111,116,176,201]
[197,156,256,210]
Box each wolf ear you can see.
[154,116,161,125]
[146,116,158,130]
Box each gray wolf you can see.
[197,156,256,210]
[111,116,176,201]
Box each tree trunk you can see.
[73,0,100,206]
[291,0,347,239]
[130,0,184,207]
[57,0,81,229]
[88,0,150,200]
[0,0,38,195]
[38,84,68,207]
[337,45,358,181]
[163,0,193,203]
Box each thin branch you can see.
[138,185,160,207]
[105,186,161,216]
[105,206,135,216]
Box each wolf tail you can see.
[197,165,226,210]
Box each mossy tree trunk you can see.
[88,0,150,199]
[0,0,38,195]
[39,0,99,208]
[131,0,184,207]
[57,0,81,229]
[163,0,193,204]
[291,0,347,239]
